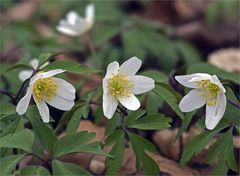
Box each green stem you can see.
[85,33,100,68]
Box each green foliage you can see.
[105,129,125,175]
[54,131,108,157]
[0,104,17,120]
[128,131,159,174]
[43,60,101,74]
[0,129,34,153]
[0,154,25,175]
[1,117,24,137]
[52,160,91,176]
[154,83,185,119]
[17,166,51,176]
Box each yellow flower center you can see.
[196,80,220,106]
[33,77,57,102]
[108,74,133,99]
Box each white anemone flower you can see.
[103,57,155,119]
[56,4,95,36]
[16,69,76,123]
[19,59,49,82]
[175,73,227,130]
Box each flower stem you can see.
[85,33,100,68]
[119,106,129,141]
[0,89,16,103]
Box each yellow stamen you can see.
[108,73,133,99]
[33,77,57,102]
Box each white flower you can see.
[175,73,227,130]
[102,57,155,119]
[16,69,76,123]
[19,59,49,82]
[56,4,95,36]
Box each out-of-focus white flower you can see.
[102,57,155,119]
[175,73,227,130]
[56,4,95,36]
[16,69,76,123]
[19,59,49,82]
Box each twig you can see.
[0,89,16,103]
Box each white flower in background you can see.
[175,73,227,130]
[56,3,95,36]
[19,59,49,82]
[16,69,76,123]
[103,57,155,119]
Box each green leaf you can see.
[27,106,57,155]
[126,113,172,130]
[128,131,157,169]
[0,154,25,175]
[5,64,32,72]
[105,129,125,175]
[52,159,91,175]
[38,52,52,66]
[142,152,160,175]
[105,113,120,136]
[180,123,228,166]
[124,109,145,128]
[188,62,240,84]
[43,60,101,74]
[154,83,185,119]
[54,131,108,157]
[18,166,50,176]
[0,104,17,120]
[1,117,24,137]
[0,129,34,153]
[140,70,168,83]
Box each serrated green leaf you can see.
[0,104,17,120]
[52,159,91,175]
[142,152,159,175]
[43,60,101,74]
[127,113,172,130]
[154,83,185,119]
[140,70,167,83]
[0,154,25,175]
[105,113,120,136]
[124,109,145,127]
[38,52,52,66]
[54,131,109,157]
[1,117,24,137]
[105,129,125,175]
[18,165,50,176]
[0,129,34,152]
[27,106,57,155]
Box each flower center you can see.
[108,74,133,99]
[196,80,220,106]
[33,77,57,102]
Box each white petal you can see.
[34,99,50,123]
[103,93,118,119]
[119,57,142,76]
[45,95,74,111]
[175,73,212,88]
[30,69,65,85]
[205,92,227,130]
[66,11,80,25]
[179,89,207,112]
[130,75,155,94]
[105,61,119,78]
[119,94,140,111]
[85,3,95,28]
[211,75,226,93]
[30,59,39,69]
[39,61,50,69]
[53,78,76,100]
[19,70,33,82]
[16,87,33,115]
[57,25,80,36]
[102,77,108,94]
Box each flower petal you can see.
[205,92,227,130]
[57,25,80,36]
[130,75,155,94]
[179,89,207,112]
[16,87,33,115]
[66,11,80,25]
[211,75,226,93]
[119,94,140,111]
[175,73,212,88]
[30,69,65,85]
[45,95,75,111]
[85,3,95,28]
[35,100,50,123]
[19,70,33,82]
[53,78,76,100]
[105,61,119,78]
[39,61,50,69]
[103,93,118,119]
[102,77,108,94]
[119,57,142,76]
[30,59,39,69]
